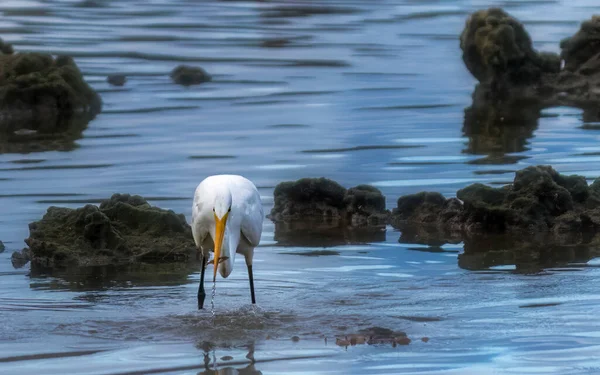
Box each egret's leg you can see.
[198,254,207,309]
[247,264,256,304]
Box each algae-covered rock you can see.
[269,177,388,225]
[460,9,600,108]
[0,53,101,115]
[270,178,347,221]
[560,15,600,73]
[0,50,101,153]
[460,8,559,86]
[392,165,600,235]
[392,192,461,225]
[344,185,388,225]
[21,194,196,268]
[170,65,212,86]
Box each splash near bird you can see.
[192,175,264,309]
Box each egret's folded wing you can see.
[240,192,264,247]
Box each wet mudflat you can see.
[2,0,600,374]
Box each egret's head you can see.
[212,190,232,220]
[212,188,232,281]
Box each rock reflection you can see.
[462,91,539,164]
[273,219,385,247]
[397,224,600,272]
[198,366,262,375]
[29,261,202,290]
[0,113,95,154]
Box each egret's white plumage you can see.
[192,175,263,304]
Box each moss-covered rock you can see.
[19,194,196,268]
[392,165,600,235]
[0,53,101,115]
[460,9,600,108]
[170,65,211,86]
[460,8,560,86]
[269,177,389,225]
[560,15,600,72]
[0,50,101,153]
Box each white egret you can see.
[192,175,264,309]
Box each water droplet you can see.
[211,281,216,323]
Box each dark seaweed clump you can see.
[16,194,196,268]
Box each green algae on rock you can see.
[392,165,600,234]
[460,8,560,85]
[460,8,600,108]
[269,177,389,225]
[0,53,101,116]
[170,65,212,86]
[19,194,196,268]
[0,51,102,153]
[269,178,388,246]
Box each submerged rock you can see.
[170,65,212,86]
[392,165,600,235]
[0,240,4,252]
[18,194,196,268]
[460,8,600,108]
[107,74,126,86]
[269,177,389,225]
[336,327,411,348]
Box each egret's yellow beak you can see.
[213,212,229,282]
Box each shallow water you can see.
[2,0,600,374]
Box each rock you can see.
[460,8,559,85]
[392,192,461,225]
[0,38,13,55]
[220,356,233,361]
[269,177,389,225]
[0,49,101,154]
[0,240,4,252]
[107,74,126,86]
[0,53,101,116]
[270,178,346,221]
[394,337,411,346]
[11,248,31,268]
[391,165,600,235]
[291,336,300,342]
[23,194,196,268]
[560,16,600,72]
[460,9,600,108]
[421,337,430,343]
[344,185,388,225]
[170,65,211,86]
